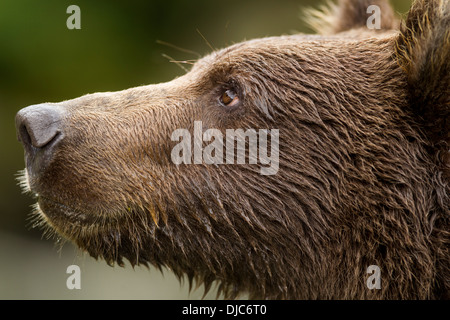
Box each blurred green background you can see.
[0,0,412,299]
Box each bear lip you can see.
[37,195,128,234]
[38,195,94,226]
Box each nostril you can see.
[18,123,32,149]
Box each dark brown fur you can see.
[18,0,449,299]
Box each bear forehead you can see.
[191,32,396,75]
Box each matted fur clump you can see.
[16,0,449,299]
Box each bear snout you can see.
[15,104,65,180]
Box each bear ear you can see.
[304,0,398,35]
[395,0,449,164]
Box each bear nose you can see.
[15,104,65,169]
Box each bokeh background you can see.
[1,0,412,299]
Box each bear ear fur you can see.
[395,0,449,177]
[304,0,398,35]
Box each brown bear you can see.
[15,0,449,299]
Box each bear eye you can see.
[219,89,240,107]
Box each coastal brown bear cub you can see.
[15,0,449,299]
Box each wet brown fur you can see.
[20,0,449,299]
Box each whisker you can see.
[15,169,31,193]
[156,40,202,58]
[196,28,216,53]
[161,53,190,73]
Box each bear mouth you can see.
[37,195,92,226]
[34,193,136,237]
[17,168,93,228]
[36,194,98,230]
[31,196,132,266]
